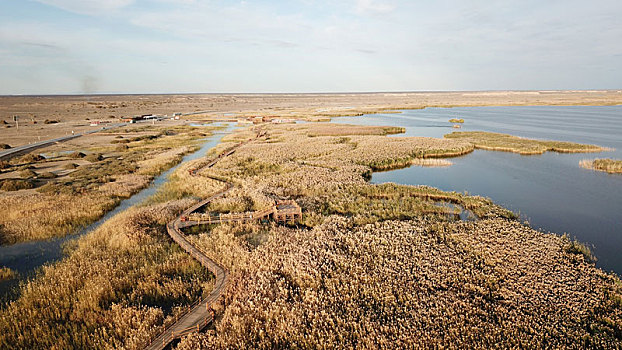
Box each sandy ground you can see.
[1,90,622,148]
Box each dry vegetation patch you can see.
[446,131,605,155]
[174,124,621,348]
[0,193,118,244]
[0,200,212,349]
[580,158,622,174]
[178,216,622,349]
[0,267,16,281]
[304,123,405,136]
[3,121,621,349]
[0,125,218,244]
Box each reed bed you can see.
[0,200,212,349]
[177,216,622,349]
[205,187,274,214]
[445,131,605,155]
[304,123,405,136]
[175,123,620,348]
[0,125,216,244]
[209,124,473,177]
[0,193,118,244]
[0,267,15,281]
[409,158,452,167]
[145,159,227,205]
[3,122,621,349]
[308,183,516,223]
[580,158,622,174]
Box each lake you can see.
[333,106,622,275]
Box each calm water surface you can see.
[333,106,622,275]
[0,123,235,302]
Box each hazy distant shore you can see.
[2,90,621,149]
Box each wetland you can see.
[333,105,622,274]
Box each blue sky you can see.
[1,0,621,94]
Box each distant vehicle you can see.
[173,112,182,116]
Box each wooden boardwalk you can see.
[145,128,300,350]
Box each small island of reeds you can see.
[0,267,16,281]
[445,131,605,155]
[580,158,622,174]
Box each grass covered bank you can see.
[0,125,218,245]
[2,122,621,349]
[445,131,605,155]
[174,123,621,348]
[581,158,622,174]
[0,200,212,349]
[178,216,622,349]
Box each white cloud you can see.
[2,0,622,93]
[35,0,134,15]
[355,0,396,15]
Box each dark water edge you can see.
[0,123,236,303]
[332,106,622,276]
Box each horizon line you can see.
[2,89,621,98]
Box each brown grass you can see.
[0,200,212,349]
[0,125,217,244]
[3,122,621,349]
[177,217,622,349]
[305,123,405,136]
[445,131,605,155]
[580,158,622,174]
[0,193,118,244]
[0,267,16,281]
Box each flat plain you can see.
[0,91,621,349]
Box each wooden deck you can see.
[145,128,300,350]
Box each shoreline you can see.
[2,91,622,149]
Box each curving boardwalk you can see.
[145,132,262,350]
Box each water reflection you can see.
[334,106,622,275]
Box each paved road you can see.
[1,110,237,161]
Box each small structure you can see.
[273,200,302,224]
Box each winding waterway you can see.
[0,123,235,302]
[333,106,622,275]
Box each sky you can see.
[0,0,621,94]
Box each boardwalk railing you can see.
[145,128,300,350]
[144,134,258,350]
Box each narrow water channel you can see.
[0,123,235,302]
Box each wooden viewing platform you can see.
[179,200,302,227]
[274,200,303,223]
